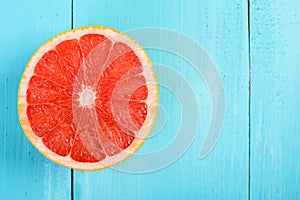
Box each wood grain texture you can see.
[250,0,300,199]
[73,0,249,199]
[0,1,71,199]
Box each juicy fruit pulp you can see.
[19,27,157,169]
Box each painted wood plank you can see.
[0,1,72,199]
[250,0,300,199]
[73,0,249,199]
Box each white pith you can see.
[79,86,95,108]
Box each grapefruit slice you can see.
[18,26,158,170]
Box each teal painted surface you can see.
[0,0,71,199]
[1,0,299,199]
[73,0,249,199]
[250,0,300,199]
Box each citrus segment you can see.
[41,114,75,156]
[79,34,107,58]
[129,101,148,128]
[55,39,83,77]
[70,133,102,162]
[34,50,74,87]
[82,39,113,87]
[111,71,147,132]
[27,102,72,137]
[26,75,72,103]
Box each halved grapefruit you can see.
[18,26,158,170]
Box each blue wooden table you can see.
[0,0,299,199]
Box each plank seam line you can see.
[71,0,74,29]
[247,0,252,200]
[71,1,74,200]
[71,168,74,200]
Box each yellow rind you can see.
[18,26,158,171]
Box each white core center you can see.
[79,87,95,107]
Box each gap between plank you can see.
[247,0,251,200]
[71,168,74,200]
[71,1,74,200]
[71,0,74,29]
